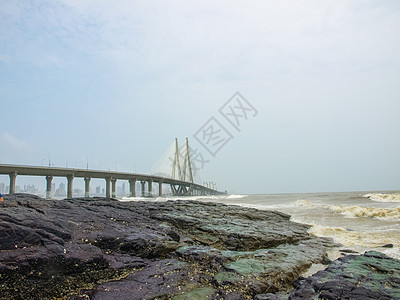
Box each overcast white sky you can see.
[1,0,399,194]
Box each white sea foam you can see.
[381,247,400,260]
[329,205,400,220]
[309,224,400,259]
[226,194,248,199]
[363,193,400,203]
[119,195,227,202]
[294,199,315,207]
[119,196,153,202]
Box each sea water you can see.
[120,191,400,261]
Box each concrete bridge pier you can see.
[129,178,136,197]
[105,177,111,198]
[67,175,74,198]
[187,184,194,196]
[84,177,91,197]
[9,171,17,194]
[170,184,192,196]
[148,180,153,197]
[158,181,163,196]
[111,179,117,198]
[46,176,53,199]
[141,181,146,197]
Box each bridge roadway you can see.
[0,164,225,199]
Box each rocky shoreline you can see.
[1,194,399,299]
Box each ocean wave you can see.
[309,224,399,247]
[226,194,248,199]
[309,224,370,247]
[309,224,400,260]
[363,193,400,202]
[119,196,164,202]
[119,195,226,202]
[329,205,400,219]
[309,224,348,237]
[294,199,315,207]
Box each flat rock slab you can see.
[0,194,335,299]
[288,251,400,300]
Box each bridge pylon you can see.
[171,138,193,183]
[170,138,195,196]
[171,138,182,181]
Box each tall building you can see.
[73,188,83,196]
[116,182,126,197]
[59,182,66,194]
[122,183,126,196]
[55,182,66,197]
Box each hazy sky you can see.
[1,0,399,194]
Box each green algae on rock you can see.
[289,251,400,299]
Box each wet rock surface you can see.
[1,194,397,299]
[288,251,400,300]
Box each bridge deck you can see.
[0,164,225,196]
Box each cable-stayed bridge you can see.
[0,139,225,198]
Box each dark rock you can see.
[11,194,400,299]
[103,253,147,269]
[340,249,359,254]
[254,293,287,300]
[291,276,306,288]
[0,194,338,299]
[288,251,400,300]
[382,243,394,248]
[84,259,191,300]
